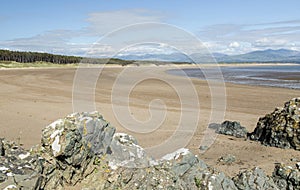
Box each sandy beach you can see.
[0,65,299,177]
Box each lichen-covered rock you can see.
[108,133,156,169]
[249,97,300,150]
[214,121,248,138]
[41,112,115,157]
[233,167,278,190]
[0,139,42,190]
[81,150,185,189]
[272,163,300,190]
[38,112,115,188]
[82,148,238,190]
[169,150,237,190]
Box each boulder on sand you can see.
[249,97,300,150]
[212,120,248,138]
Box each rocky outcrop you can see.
[39,112,115,189]
[0,112,115,189]
[1,110,300,189]
[82,148,238,190]
[249,97,300,150]
[212,120,248,138]
[0,112,239,189]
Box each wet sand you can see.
[168,64,300,89]
[0,65,300,176]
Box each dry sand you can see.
[0,65,299,177]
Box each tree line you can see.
[0,49,136,65]
[0,49,82,64]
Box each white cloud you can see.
[229,42,240,48]
[254,38,288,48]
[198,20,300,54]
[85,9,164,36]
[115,43,177,56]
[0,9,166,56]
[85,45,115,57]
[0,30,88,55]
[202,41,253,55]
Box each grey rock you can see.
[107,133,155,169]
[215,121,248,138]
[0,112,116,189]
[41,112,115,158]
[199,145,208,151]
[233,167,278,190]
[0,172,7,183]
[13,174,42,189]
[39,111,115,188]
[249,97,300,150]
[0,139,4,156]
[172,152,202,178]
[0,139,42,190]
[291,158,300,162]
[218,154,236,165]
[81,148,238,190]
[272,163,300,190]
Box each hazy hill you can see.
[218,49,300,63]
[116,52,192,62]
[116,49,300,63]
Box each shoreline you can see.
[2,62,299,91]
[166,64,300,90]
[0,62,299,70]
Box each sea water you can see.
[167,64,300,89]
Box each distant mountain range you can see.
[1,48,300,64]
[116,53,192,63]
[217,49,300,63]
[116,49,300,63]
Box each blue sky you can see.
[0,0,300,56]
